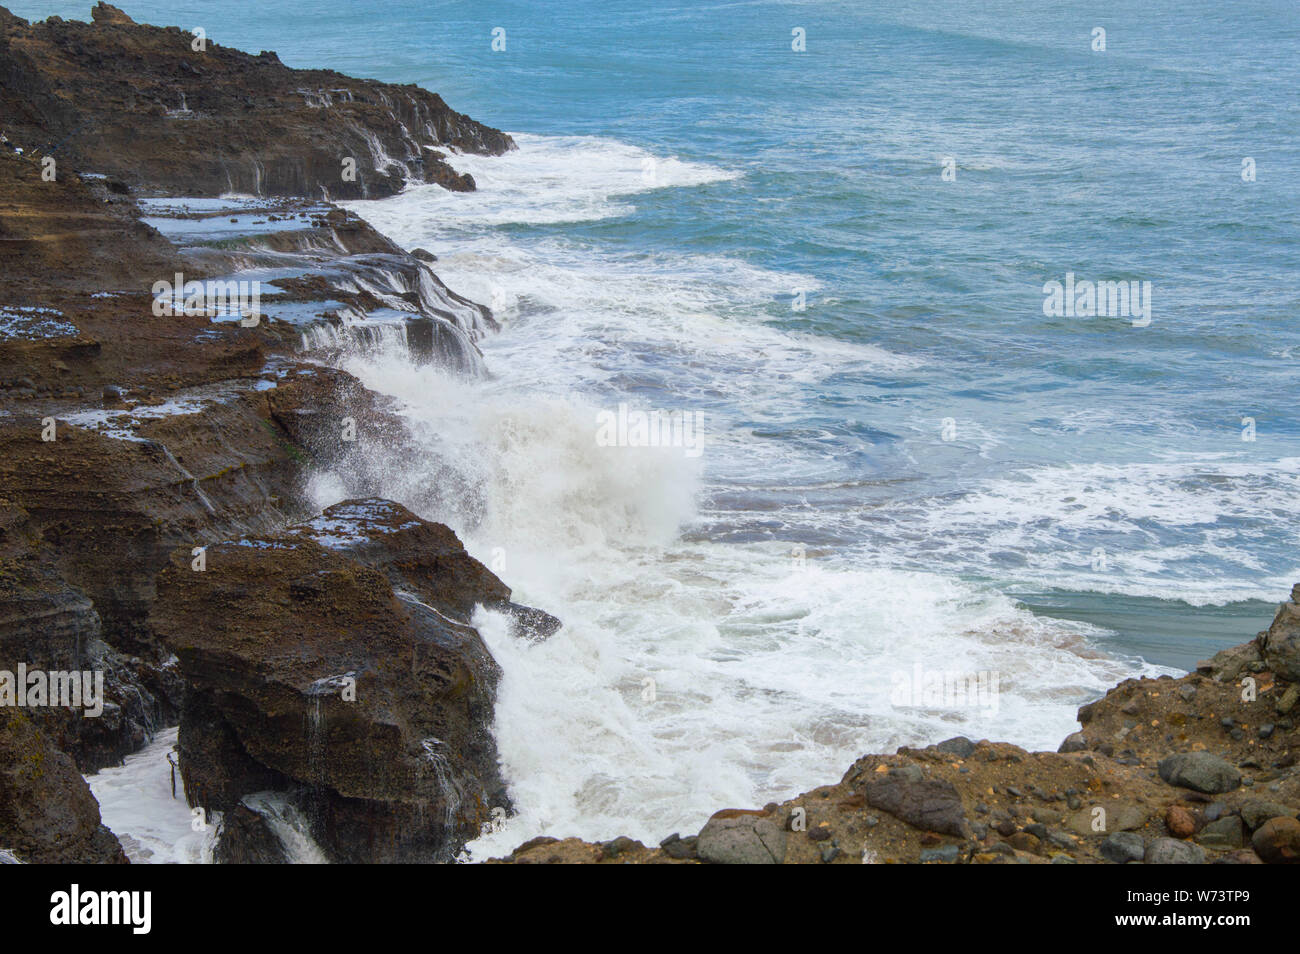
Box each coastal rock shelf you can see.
[0,4,513,199]
[0,3,535,864]
[0,4,1295,866]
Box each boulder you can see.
[1099,831,1145,864]
[1239,800,1294,831]
[863,768,968,837]
[1251,817,1300,864]
[1058,731,1088,753]
[1157,752,1242,794]
[697,810,787,864]
[151,505,525,863]
[1144,837,1206,865]
[1195,816,1244,850]
[933,736,976,759]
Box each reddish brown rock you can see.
[151,504,522,863]
[1165,805,1196,839]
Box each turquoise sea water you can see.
[22,0,1300,843]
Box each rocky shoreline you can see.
[0,5,1295,865]
[0,3,531,864]
[494,614,1300,863]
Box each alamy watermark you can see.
[596,403,706,458]
[1042,272,1151,327]
[152,272,262,325]
[0,665,105,717]
[890,663,1000,717]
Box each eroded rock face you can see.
[151,503,520,862]
[1261,585,1300,682]
[285,498,561,639]
[0,3,529,865]
[0,709,126,863]
[0,501,174,772]
[0,4,514,199]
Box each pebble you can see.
[1165,805,1196,839]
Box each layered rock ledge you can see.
[0,4,513,198]
[0,4,537,863]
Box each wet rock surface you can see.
[0,5,527,862]
[0,4,513,200]
[151,504,511,863]
[0,709,126,863]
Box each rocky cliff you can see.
[1,4,1295,867]
[0,4,513,198]
[0,3,541,864]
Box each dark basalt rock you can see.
[0,709,127,863]
[152,504,532,863]
[0,4,514,200]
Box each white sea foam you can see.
[321,346,1168,856]
[86,728,217,864]
[344,133,739,230]
[867,457,1300,604]
[315,134,1194,855]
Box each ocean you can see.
[21,0,1300,855]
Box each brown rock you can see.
[151,509,520,863]
[1251,817,1300,864]
[0,710,126,863]
[1165,805,1196,839]
[863,769,968,837]
[0,9,513,200]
